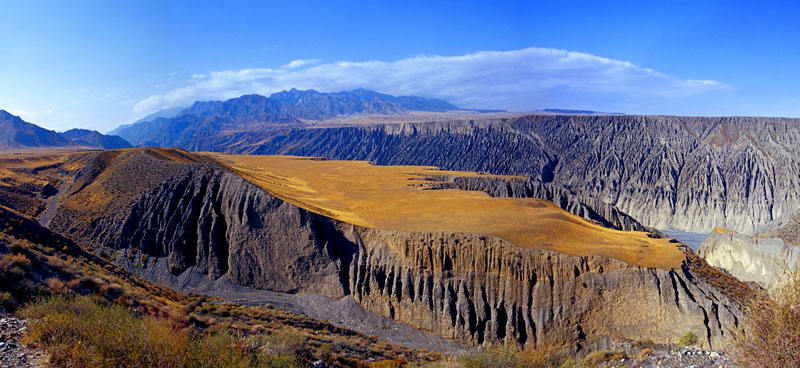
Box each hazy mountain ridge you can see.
[108,106,184,136]
[61,128,132,149]
[269,88,459,119]
[113,89,463,146]
[0,110,131,149]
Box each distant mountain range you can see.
[60,128,132,149]
[108,107,184,136]
[111,89,463,147]
[0,110,131,150]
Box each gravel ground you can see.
[0,309,48,368]
[602,347,735,368]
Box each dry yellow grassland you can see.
[0,151,73,185]
[208,154,685,270]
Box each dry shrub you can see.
[20,295,304,368]
[636,347,654,360]
[582,350,627,366]
[0,291,14,310]
[21,295,186,367]
[8,239,29,254]
[520,344,570,367]
[370,358,408,368]
[99,282,122,297]
[0,253,35,309]
[67,278,82,290]
[247,330,306,356]
[0,253,31,278]
[456,345,569,368]
[730,271,800,367]
[45,278,71,294]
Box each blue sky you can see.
[2,0,800,132]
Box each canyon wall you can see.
[46,150,744,350]
[207,115,800,235]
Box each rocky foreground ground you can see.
[0,305,741,368]
[599,346,734,368]
[0,309,47,368]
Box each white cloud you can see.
[8,109,53,120]
[133,47,731,114]
[282,59,323,69]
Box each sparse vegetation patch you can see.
[21,295,304,368]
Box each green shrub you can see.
[678,331,698,346]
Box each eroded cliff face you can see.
[54,165,349,297]
[699,230,800,286]
[344,228,738,350]
[46,150,744,350]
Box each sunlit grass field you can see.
[209,154,685,270]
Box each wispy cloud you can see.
[133,47,731,114]
[8,109,53,120]
[282,58,323,69]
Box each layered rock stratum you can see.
[34,148,748,351]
